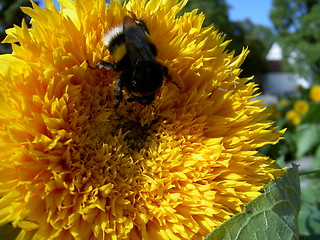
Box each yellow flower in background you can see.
[286,110,301,125]
[310,85,320,102]
[293,100,309,115]
[0,0,284,239]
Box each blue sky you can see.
[39,0,274,28]
[227,0,274,27]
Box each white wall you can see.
[262,72,310,96]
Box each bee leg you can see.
[162,65,180,89]
[97,60,117,70]
[114,78,123,108]
[87,60,116,70]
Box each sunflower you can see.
[0,0,284,239]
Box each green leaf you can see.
[204,164,301,240]
[299,178,320,238]
[312,146,320,170]
[295,124,320,158]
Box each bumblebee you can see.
[94,15,178,108]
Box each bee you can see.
[92,15,179,108]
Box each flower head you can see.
[293,100,309,115]
[310,85,320,102]
[0,0,284,239]
[286,110,301,125]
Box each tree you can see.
[270,0,320,82]
[232,20,275,77]
[182,0,230,30]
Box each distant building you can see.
[260,42,310,96]
[266,42,282,72]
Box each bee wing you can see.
[123,16,155,62]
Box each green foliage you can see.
[298,149,320,239]
[263,86,320,161]
[295,123,320,158]
[204,164,300,240]
[299,178,320,239]
[0,0,37,53]
[270,0,320,82]
[263,84,320,239]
